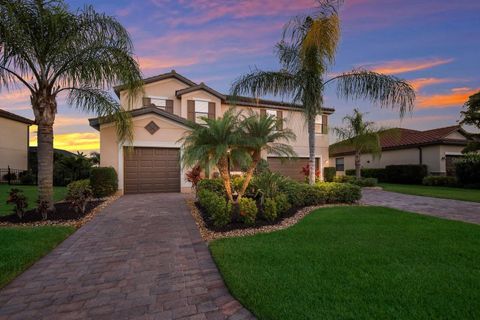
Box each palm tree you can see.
[0,0,142,212]
[231,0,415,185]
[180,110,247,202]
[237,111,296,198]
[333,109,383,179]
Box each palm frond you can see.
[327,69,416,117]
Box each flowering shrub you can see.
[186,165,202,191]
[301,164,320,182]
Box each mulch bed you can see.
[0,196,119,228]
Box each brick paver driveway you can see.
[0,194,254,320]
[362,189,480,224]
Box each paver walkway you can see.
[0,194,255,320]
[362,188,480,224]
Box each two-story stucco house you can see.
[89,71,334,194]
[0,108,34,171]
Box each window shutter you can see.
[208,102,215,119]
[165,100,174,113]
[322,115,328,134]
[187,100,195,122]
[276,110,283,131]
[142,97,151,107]
[260,109,267,117]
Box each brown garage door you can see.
[267,157,309,181]
[124,147,180,194]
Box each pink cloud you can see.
[417,87,479,109]
[408,77,456,91]
[363,57,454,75]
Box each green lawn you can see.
[379,183,480,203]
[0,185,67,216]
[210,206,480,320]
[0,226,75,288]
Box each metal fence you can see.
[0,167,37,185]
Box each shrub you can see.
[19,171,36,185]
[278,179,325,207]
[239,197,258,225]
[3,172,17,181]
[333,175,356,183]
[315,182,362,204]
[301,164,320,182]
[422,175,457,187]
[323,167,336,182]
[197,189,231,227]
[346,168,387,182]
[66,179,93,214]
[455,154,480,187]
[263,198,277,222]
[251,171,286,199]
[255,159,270,174]
[6,188,28,219]
[185,165,202,191]
[90,167,118,198]
[197,179,225,196]
[354,177,378,187]
[274,193,291,216]
[385,165,427,184]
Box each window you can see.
[266,109,277,118]
[150,97,166,109]
[335,157,344,171]
[195,100,209,124]
[315,115,327,134]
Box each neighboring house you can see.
[0,108,34,171]
[329,125,472,176]
[89,71,334,194]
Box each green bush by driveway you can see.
[0,226,75,288]
[210,206,480,320]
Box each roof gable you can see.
[176,83,225,100]
[0,109,34,125]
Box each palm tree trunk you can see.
[355,151,361,179]
[238,152,261,199]
[218,157,233,202]
[33,95,57,214]
[308,116,316,185]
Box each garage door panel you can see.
[124,147,180,194]
[268,157,309,181]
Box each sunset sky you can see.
[1,0,479,153]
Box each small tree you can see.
[333,109,384,179]
[6,188,28,219]
[460,91,480,153]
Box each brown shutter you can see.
[142,97,151,107]
[322,115,328,134]
[187,100,195,122]
[276,110,283,131]
[165,99,174,113]
[260,109,266,117]
[208,102,215,119]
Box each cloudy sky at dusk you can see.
[1,0,479,153]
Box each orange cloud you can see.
[138,56,200,71]
[409,77,454,91]
[417,88,478,108]
[30,131,99,152]
[367,57,454,75]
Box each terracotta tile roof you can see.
[330,125,470,156]
[0,108,34,125]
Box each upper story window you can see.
[315,115,328,134]
[142,96,173,113]
[261,109,283,131]
[187,100,215,124]
[335,157,345,172]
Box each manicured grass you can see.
[0,226,75,288]
[210,206,480,320]
[0,185,67,216]
[379,183,480,203]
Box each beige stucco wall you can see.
[0,117,29,170]
[330,144,467,175]
[99,114,192,193]
[119,78,189,116]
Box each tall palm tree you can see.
[231,0,415,185]
[333,109,383,179]
[0,0,142,212]
[237,111,296,198]
[180,110,247,202]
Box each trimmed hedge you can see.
[315,182,362,204]
[323,167,336,182]
[385,165,428,184]
[239,197,257,225]
[197,189,231,227]
[346,168,387,182]
[455,154,480,187]
[90,167,118,198]
[422,175,457,187]
[197,178,225,196]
